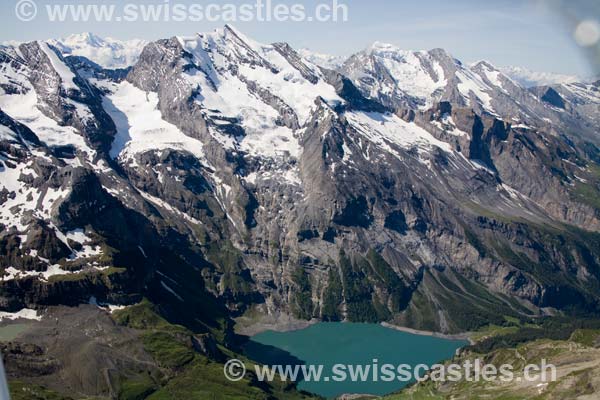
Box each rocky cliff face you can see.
[1,26,600,341]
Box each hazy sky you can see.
[0,0,598,76]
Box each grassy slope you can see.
[111,301,317,400]
[385,325,600,400]
[8,299,318,400]
[9,381,74,400]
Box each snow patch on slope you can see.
[346,111,453,162]
[474,61,509,94]
[39,42,78,91]
[176,27,343,160]
[103,81,207,164]
[0,88,89,150]
[0,308,42,321]
[561,82,600,104]
[456,69,494,112]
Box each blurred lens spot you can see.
[574,19,600,47]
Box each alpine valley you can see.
[1,26,600,399]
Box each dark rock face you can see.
[333,196,373,228]
[540,87,566,109]
[320,67,388,113]
[66,55,132,83]
[1,27,600,353]
[1,342,59,377]
[0,110,41,146]
[273,42,320,84]
[25,221,71,261]
[191,334,226,361]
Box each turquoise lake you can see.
[244,322,468,398]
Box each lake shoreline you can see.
[235,311,473,344]
[381,322,474,344]
[234,311,319,337]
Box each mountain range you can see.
[0,26,599,398]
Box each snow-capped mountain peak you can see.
[297,48,346,70]
[62,32,106,47]
[368,41,400,52]
[498,65,583,88]
[128,25,343,165]
[341,45,455,110]
[470,60,497,71]
[47,32,147,69]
